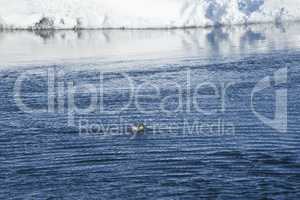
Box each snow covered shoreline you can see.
[0,0,300,30]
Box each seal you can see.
[128,123,145,134]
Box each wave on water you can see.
[0,0,299,29]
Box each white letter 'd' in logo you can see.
[251,68,287,133]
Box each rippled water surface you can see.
[1,24,300,199]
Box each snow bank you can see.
[0,0,299,29]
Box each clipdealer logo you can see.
[13,67,288,135]
[251,67,288,133]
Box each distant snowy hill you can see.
[0,0,299,29]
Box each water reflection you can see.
[33,30,55,41]
[206,27,229,55]
[240,29,266,50]
[0,23,300,68]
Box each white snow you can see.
[0,0,299,29]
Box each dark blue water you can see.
[1,25,300,199]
